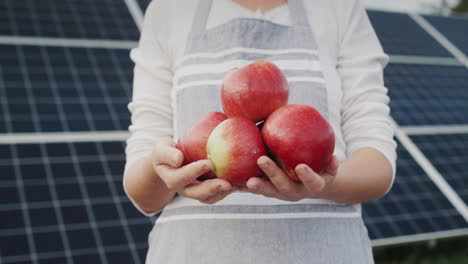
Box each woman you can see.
[124,0,396,263]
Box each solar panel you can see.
[0,141,153,264]
[367,10,452,57]
[385,63,468,126]
[411,134,468,205]
[0,0,140,40]
[362,142,468,241]
[0,44,132,133]
[424,15,468,56]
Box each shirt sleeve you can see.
[124,1,174,216]
[336,0,397,191]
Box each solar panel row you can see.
[424,14,468,56]
[362,142,468,240]
[0,0,140,40]
[367,11,452,57]
[0,44,132,133]
[412,134,468,205]
[0,141,152,264]
[385,63,468,126]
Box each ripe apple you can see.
[221,59,289,122]
[206,117,266,186]
[176,112,227,180]
[262,104,335,182]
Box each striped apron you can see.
[146,0,374,263]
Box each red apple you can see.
[176,112,227,180]
[206,117,266,186]
[262,104,335,182]
[221,59,289,122]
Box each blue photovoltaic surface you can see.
[385,63,468,126]
[424,15,468,56]
[0,0,140,40]
[362,142,468,240]
[0,141,153,264]
[367,10,452,57]
[411,134,468,205]
[137,0,152,13]
[0,44,133,133]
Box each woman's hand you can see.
[152,139,235,204]
[241,155,339,202]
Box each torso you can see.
[144,1,374,263]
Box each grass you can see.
[373,236,468,264]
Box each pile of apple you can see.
[176,60,335,186]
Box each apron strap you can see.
[189,0,213,36]
[289,0,310,28]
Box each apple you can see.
[221,59,289,122]
[206,117,266,186]
[262,104,335,182]
[176,112,227,180]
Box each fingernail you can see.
[296,165,306,175]
[172,154,179,164]
[249,184,258,190]
[218,184,230,192]
[319,179,326,190]
[259,162,269,169]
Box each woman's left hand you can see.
[241,155,339,202]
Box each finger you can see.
[295,164,325,194]
[257,156,301,194]
[321,172,337,188]
[324,155,339,175]
[157,160,214,191]
[153,139,183,168]
[182,178,232,201]
[200,190,234,205]
[245,177,279,198]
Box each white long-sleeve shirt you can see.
[125,0,397,206]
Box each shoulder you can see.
[146,0,198,18]
[142,0,199,60]
[143,0,198,34]
[302,0,361,16]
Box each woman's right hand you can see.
[151,139,235,204]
